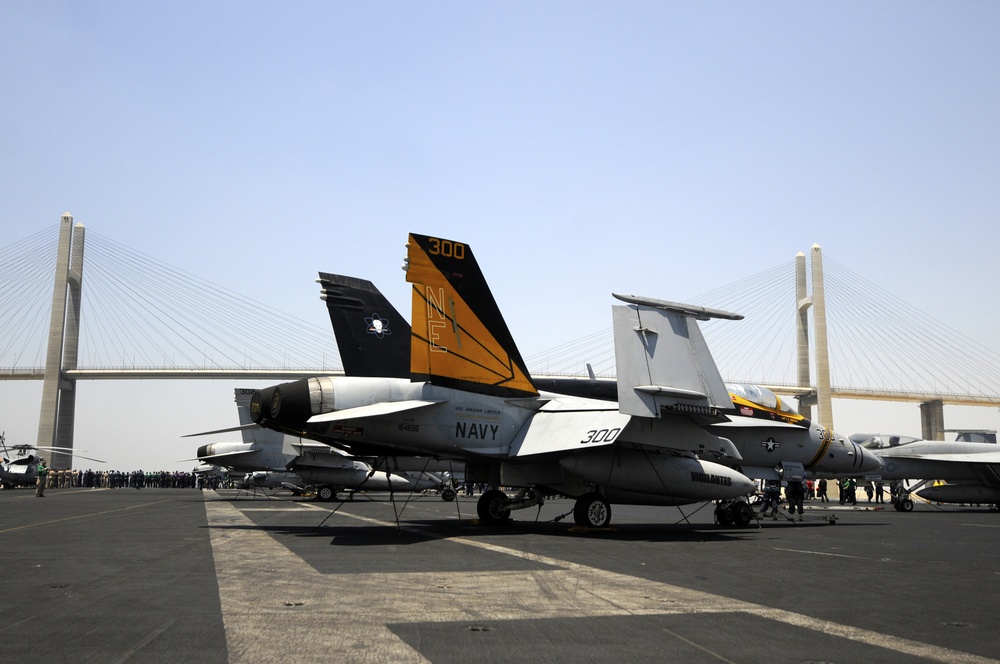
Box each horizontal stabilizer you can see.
[308,399,444,424]
[613,302,734,419]
[195,449,256,462]
[182,423,260,438]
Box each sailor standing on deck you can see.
[35,459,48,497]
[786,479,806,519]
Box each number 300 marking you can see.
[580,428,621,445]
[428,238,465,259]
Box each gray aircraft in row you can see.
[193,388,448,500]
[854,431,1000,510]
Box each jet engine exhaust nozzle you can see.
[249,380,313,432]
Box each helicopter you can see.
[0,432,106,490]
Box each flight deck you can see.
[1,488,998,663]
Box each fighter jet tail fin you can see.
[612,294,738,419]
[318,273,410,379]
[404,234,538,398]
[233,388,257,429]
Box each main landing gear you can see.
[890,480,914,512]
[714,499,754,527]
[474,489,615,528]
[893,496,914,512]
[476,489,512,524]
[573,492,612,528]
[475,488,545,525]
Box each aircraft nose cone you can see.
[858,444,883,473]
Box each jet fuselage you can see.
[196,442,295,474]
[710,420,880,479]
[868,439,999,482]
[251,375,756,504]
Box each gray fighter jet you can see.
[855,431,1000,510]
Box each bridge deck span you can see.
[4,369,1000,408]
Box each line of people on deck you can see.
[25,466,212,491]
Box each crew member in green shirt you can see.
[35,458,48,497]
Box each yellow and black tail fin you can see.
[404,233,537,398]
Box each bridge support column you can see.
[36,213,85,470]
[920,400,945,441]
[795,251,813,421]
[810,244,834,429]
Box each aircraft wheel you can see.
[441,488,457,502]
[574,492,612,528]
[899,498,914,512]
[477,489,511,525]
[715,504,734,526]
[316,485,335,502]
[732,500,754,527]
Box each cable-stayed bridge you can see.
[4,215,1000,468]
[2,221,342,379]
[524,252,1000,409]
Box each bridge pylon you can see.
[795,244,834,430]
[35,213,85,470]
[920,400,946,441]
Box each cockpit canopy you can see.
[727,383,799,416]
[852,434,922,450]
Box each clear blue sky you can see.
[2,2,999,470]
